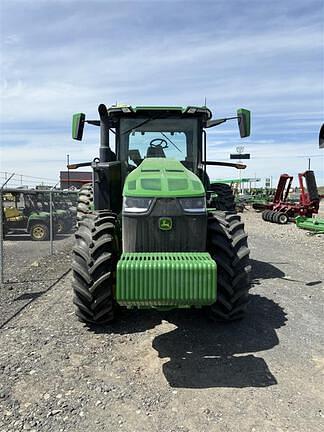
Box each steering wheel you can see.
[149,138,168,149]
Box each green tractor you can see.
[71,104,251,325]
[2,189,55,241]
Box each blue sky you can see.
[1,0,323,186]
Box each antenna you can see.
[204,96,207,107]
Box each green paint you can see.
[237,108,251,138]
[72,113,85,140]
[123,158,205,198]
[295,216,324,233]
[28,212,50,221]
[116,252,216,307]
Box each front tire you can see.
[30,223,49,241]
[72,211,119,325]
[207,211,251,320]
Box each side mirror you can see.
[319,123,324,149]
[237,108,251,138]
[72,113,86,140]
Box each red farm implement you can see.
[261,170,320,224]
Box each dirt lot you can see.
[0,234,74,328]
[0,211,323,432]
[3,233,74,282]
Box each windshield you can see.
[119,117,199,171]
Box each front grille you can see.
[122,198,207,252]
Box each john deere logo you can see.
[159,217,172,231]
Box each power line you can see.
[0,171,58,182]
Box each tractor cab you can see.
[112,106,209,177]
[72,105,250,214]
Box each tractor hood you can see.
[123,158,205,198]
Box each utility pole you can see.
[67,154,70,190]
[236,146,244,194]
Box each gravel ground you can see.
[3,233,74,282]
[0,211,323,432]
[0,235,74,328]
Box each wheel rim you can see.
[57,222,63,233]
[279,214,288,224]
[33,226,45,239]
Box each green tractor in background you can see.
[71,104,251,325]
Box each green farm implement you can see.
[295,216,324,233]
[71,104,251,325]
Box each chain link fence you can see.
[0,173,78,284]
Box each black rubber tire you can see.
[58,218,73,234]
[262,210,271,221]
[266,210,273,222]
[72,211,119,325]
[77,183,93,222]
[270,211,277,223]
[56,218,65,234]
[207,211,251,321]
[277,213,288,224]
[273,212,280,224]
[64,218,73,233]
[236,203,245,213]
[2,223,7,240]
[209,183,236,212]
[30,222,50,241]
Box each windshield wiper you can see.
[122,115,161,135]
[160,132,182,153]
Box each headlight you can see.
[123,197,153,213]
[179,197,206,213]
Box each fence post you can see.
[49,182,59,256]
[0,190,3,284]
[0,173,15,284]
[49,190,53,255]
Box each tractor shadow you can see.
[250,258,285,282]
[94,259,287,389]
[152,294,287,388]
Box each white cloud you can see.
[1,0,323,186]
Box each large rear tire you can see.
[77,183,93,222]
[72,211,119,325]
[209,183,236,212]
[207,211,251,321]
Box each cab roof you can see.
[106,105,212,120]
